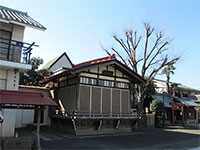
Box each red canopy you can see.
[0,90,57,106]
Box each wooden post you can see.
[163,93,165,128]
[0,105,2,150]
[193,108,195,120]
[181,106,184,125]
[36,106,41,150]
[172,106,174,125]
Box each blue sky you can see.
[1,0,200,89]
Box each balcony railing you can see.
[0,37,38,64]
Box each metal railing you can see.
[50,109,138,119]
[0,37,38,64]
[76,111,138,119]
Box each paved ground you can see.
[37,125,200,149]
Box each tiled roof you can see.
[152,93,174,108]
[41,54,146,84]
[73,54,116,70]
[176,98,200,107]
[0,5,46,30]
[0,90,57,106]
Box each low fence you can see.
[76,111,138,119]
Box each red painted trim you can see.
[0,57,8,61]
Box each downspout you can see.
[98,120,103,131]
[72,119,77,132]
[36,106,41,150]
[116,120,120,130]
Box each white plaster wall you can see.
[99,75,114,81]
[15,108,50,128]
[0,23,24,41]
[0,109,16,137]
[80,73,97,78]
[15,109,35,128]
[116,78,129,83]
[50,55,72,72]
[0,70,7,89]
[0,22,12,31]
[90,68,98,73]
[6,70,19,90]
[154,80,167,93]
[0,70,19,137]
[12,25,24,41]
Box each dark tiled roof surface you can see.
[0,90,57,106]
[0,5,46,30]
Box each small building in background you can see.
[43,52,73,73]
[151,79,200,125]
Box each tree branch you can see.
[111,47,128,66]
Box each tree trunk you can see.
[166,76,170,94]
[137,85,147,128]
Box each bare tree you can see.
[103,22,180,113]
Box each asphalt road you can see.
[41,126,200,149]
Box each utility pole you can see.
[163,92,165,128]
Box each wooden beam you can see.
[36,107,41,150]
[2,106,35,109]
[172,107,175,125]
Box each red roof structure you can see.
[73,54,116,70]
[41,54,146,84]
[0,90,57,106]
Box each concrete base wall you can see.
[50,118,136,135]
[0,69,19,137]
[0,109,16,137]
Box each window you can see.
[0,30,11,59]
[116,82,129,89]
[80,77,97,85]
[80,77,129,89]
[99,79,114,87]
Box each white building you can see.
[154,79,200,98]
[0,5,53,137]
